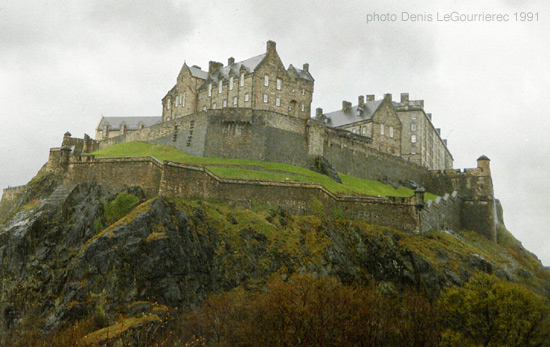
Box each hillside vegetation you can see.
[90,141,438,201]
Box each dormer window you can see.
[229,76,234,90]
[276,78,282,90]
[208,84,212,97]
[121,124,127,134]
[240,73,245,87]
[218,80,223,94]
[264,75,269,86]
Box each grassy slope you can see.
[90,141,438,201]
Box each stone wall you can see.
[419,191,461,233]
[66,156,164,198]
[62,155,424,232]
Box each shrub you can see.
[104,191,140,225]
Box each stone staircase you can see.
[43,183,77,207]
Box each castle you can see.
[4,41,497,241]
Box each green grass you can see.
[90,141,438,201]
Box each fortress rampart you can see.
[36,144,495,240]
[62,154,424,233]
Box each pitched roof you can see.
[187,64,208,79]
[323,100,384,128]
[97,116,161,131]
[212,54,267,82]
[288,64,314,82]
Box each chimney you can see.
[358,95,365,107]
[400,93,409,104]
[267,40,276,54]
[366,94,375,102]
[208,61,223,74]
[342,101,352,112]
[384,93,392,101]
[316,108,323,119]
[228,57,235,65]
[303,63,309,72]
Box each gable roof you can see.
[323,100,384,128]
[212,53,267,82]
[187,64,208,79]
[288,64,314,82]
[97,116,161,131]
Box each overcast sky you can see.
[1,0,549,264]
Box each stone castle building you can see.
[96,40,451,171]
[76,40,494,240]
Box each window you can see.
[182,92,186,107]
[223,100,227,108]
[202,106,207,111]
[121,124,127,134]
[229,76,234,90]
[233,97,238,106]
[362,127,367,135]
[208,84,212,97]
[276,78,282,90]
[411,146,417,154]
[276,97,280,106]
[380,124,384,135]
[411,123,417,131]
[302,89,305,95]
[218,80,223,94]
[139,123,144,130]
[263,94,268,103]
[245,93,249,102]
[352,128,358,134]
[240,73,244,87]
[411,135,417,143]
[167,98,171,110]
[264,75,269,86]
[390,126,394,138]
[213,103,217,110]
[301,104,305,112]
[411,113,417,120]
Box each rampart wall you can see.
[419,192,461,233]
[63,155,423,232]
[96,109,433,188]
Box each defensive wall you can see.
[61,154,425,233]
[96,109,432,187]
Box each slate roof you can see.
[288,64,314,82]
[323,100,384,128]
[97,116,161,131]
[187,64,208,79]
[205,53,267,85]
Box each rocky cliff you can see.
[0,171,549,343]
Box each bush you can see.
[104,191,140,225]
